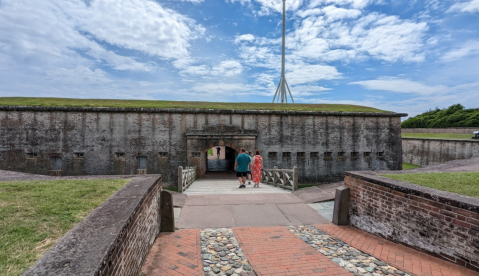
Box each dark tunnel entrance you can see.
[206,146,238,172]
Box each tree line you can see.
[402,104,479,128]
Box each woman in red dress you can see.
[252,149,263,188]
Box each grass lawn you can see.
[0,97,390,113]
[0,179,129,276]
[402,162,421,170]
[402,133,476,140]
[380,172,479,198]
[297,184,319,190]
[163,186,179,192]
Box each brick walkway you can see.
[316,224,479,276]
[233,226,351,276]
[141,229,202,276]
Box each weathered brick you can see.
[347,174,479,271]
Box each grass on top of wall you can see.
[402,133,477,140]
[402,162,421,170]
[0,179,129,276]
[0,97,390,113]
[380,172,479,198]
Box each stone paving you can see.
[200,228,254,276]
[289,225,410,276]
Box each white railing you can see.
[261,166,299,191]
[178,166,197,193]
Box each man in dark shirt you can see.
[216,146,221,159]
[235,148,250,188]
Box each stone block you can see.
[332,186,350,226]
[160,190,175,232]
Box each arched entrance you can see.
[206,146,238,172]
[186,130,257,178]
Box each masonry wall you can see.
[345,172,479,272]
[402,138,479,166]
[0,106,405,184]
[23,176,161,276]
[402,128,478,134]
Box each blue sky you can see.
[0,0,478,117]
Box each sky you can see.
[0,0,478,117]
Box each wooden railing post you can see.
[293,166,299,191]
[273,166,278,186]
[178,166,183,193]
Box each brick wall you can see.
[344,172,479,272]
[23,176,161,276]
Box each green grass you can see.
[0,179,129,276]
[0,97,390,113]
[402,133,476,140]
[380,172,479,198]
[402,162,421,170]
[207,148,213,156]
[163,186,179,192]
[297,184,319,190]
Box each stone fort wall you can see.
[0,106,405,184]
[402,127,478,134]
[402,138,479,166]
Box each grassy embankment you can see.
[402,133,476,140]
[0,179,129,276]
[402,163,421,170]
[0,97,390,113]
[380,172,479,198]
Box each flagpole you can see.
[273,0,294,103]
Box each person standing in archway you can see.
[216,146,221,159]
[234,148,250,188]
[252,149,263,188]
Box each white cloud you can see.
[179,59,244,77]
[447,0,479,13]
[309,0,381,9]
[235,34,255,44]
[441,41,479,61]
[349,77,447,95]
[75,0,205,59]
[287,63,341,85]
[289,84,331,96]
[290,11,428,62]
[0,0,204,75]
[172,0,204,3]
[229,0,303,15]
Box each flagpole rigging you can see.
[273,0,294,104]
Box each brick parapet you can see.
[23,175,162,276]
[344,171,479,272]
